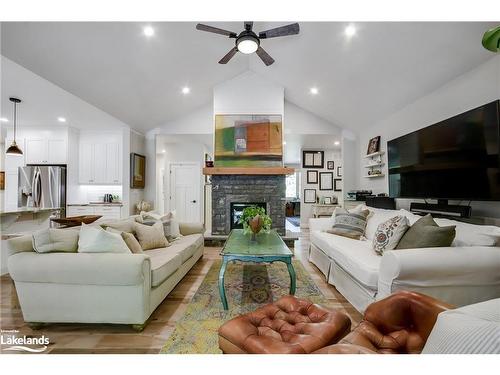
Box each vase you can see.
[249,215,263,241]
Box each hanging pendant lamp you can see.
[6,97,23,155]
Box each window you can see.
[286,171,300,198]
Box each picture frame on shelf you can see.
[336,166,342,177]
[327,161,334,170]
[324,197,332,204]
[302,150,324,168]
[334,178,342,192]
[367,136,381,155]
[306,170,318,184]
[304,189,317,203]
[319,172,333,190]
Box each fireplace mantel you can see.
[203,167,294,175]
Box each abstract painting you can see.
[214,114,283,167]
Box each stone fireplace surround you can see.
[211,175,286,235]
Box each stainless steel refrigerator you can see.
[18,165,67,216]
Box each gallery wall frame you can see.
[306,170,318,184]
[302,150,324,169]
[334,178,343,192]
[319,172,333,190]
[304,189,317,203]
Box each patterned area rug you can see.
[161,259,341,354]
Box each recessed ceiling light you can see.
[143,26,155,37]
[0,117,8,122]
[57,117,66,123]
[310,87,319,95]
[334,141,340,146]
[345,25,356,37]
[181,87,191,95]
[162,149,166,153]
[283,141,287,145]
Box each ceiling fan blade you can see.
[256,46,275,66]
[244,21,253,31]
[259,23,300,39]
[218,47,238,64]
[196,23,237,38]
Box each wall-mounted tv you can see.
[388,100,500,201]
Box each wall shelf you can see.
[364,151,385,159]
[363,174,385,178]
[364,162,385,168]
[203,167,295,175]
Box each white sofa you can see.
[309,207,500,312]
[7,222,204,329]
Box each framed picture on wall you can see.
[367,136,381,155]
[334,178,343,192]
[130,153,146,189]
[319,172,333,190]
[306,170,318,184]
[324,197,332,204]
[327,161,334,170]
[336,166,342,177]
[304,189,317,203]
[302,151,324,168]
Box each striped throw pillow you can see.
[327,208,370,240]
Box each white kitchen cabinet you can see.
[66,205,121,220]
[4,171,19,211]
[79,141,121,184]
[25,131,67,164]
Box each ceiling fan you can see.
[195,21,300,66]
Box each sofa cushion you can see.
[32,228,79,253]
[167,233,204,263]
[396,214,456,250]
[327,208,370,240]
[372,215,410,255]
[97,218,137,234]
[78,223,131,253]
[311,230,380,289]
[144,248,183,287]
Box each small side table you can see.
[311,204,338,218]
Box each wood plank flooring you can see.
[0,230,362,354]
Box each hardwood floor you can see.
[0,230,362,354]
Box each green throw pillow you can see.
[396,214,456,249]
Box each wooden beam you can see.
[203,167,295,175]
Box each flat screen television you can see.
[388,100,500,201]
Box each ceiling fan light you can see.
[237,36,259,54]
[6,141,23,156]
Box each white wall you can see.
[300,149,342,227]
[357,55,500,218]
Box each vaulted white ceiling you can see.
[1,22,497,133]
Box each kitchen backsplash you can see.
[73,185,123,203]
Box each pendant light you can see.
[6,97,23,155]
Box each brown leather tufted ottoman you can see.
[218,295,352,354]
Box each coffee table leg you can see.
[286,261,296,295]
[218,257,229,310]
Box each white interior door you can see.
[169,163,200,222]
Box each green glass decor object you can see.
[482,26,500,52]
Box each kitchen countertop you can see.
[67,203,123,207]
[0,207,64,216]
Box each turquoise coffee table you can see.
[218,229,296,310]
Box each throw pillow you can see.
[327,208,370,240]
[134,221,170,250]
[139,210,182,241]
[32,228,79,253]
[78,223,131,253]
[98,218,136,234]
[106,228,144,254]
[372,215,410,255]
[396,214,456,249]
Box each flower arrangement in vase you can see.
[238,205,272,241]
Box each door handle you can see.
[191,200,197,203]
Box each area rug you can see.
[286,216,301,227]
[161,259,338,354]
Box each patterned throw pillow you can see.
[372,215,410,255]
[327,208,370,240]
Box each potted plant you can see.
[238,205,272,241]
